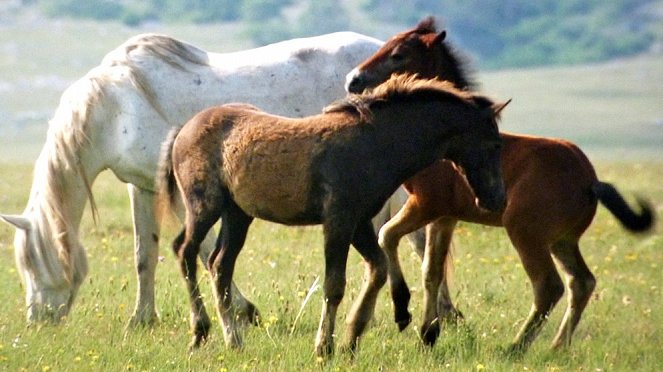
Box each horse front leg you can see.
[210,206,253,350]
[344,220,388,354]
[127,184,159,326]
[315,219,352,358]
[378,195,431,331]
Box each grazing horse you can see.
[157,74,508,356]
[345,17,655,352]
[0,32,384,324]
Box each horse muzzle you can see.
[345,68,369,93]
[475,188,507,213]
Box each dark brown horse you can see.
[346,17,655,353]
[157,74,508,357]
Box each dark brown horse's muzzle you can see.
[476,183,507,213]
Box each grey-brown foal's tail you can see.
[592,181,654,232]
[155,127,182,220]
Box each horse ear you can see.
[434,30,447,45]
[0,214,32,231]
[492,98,512,118]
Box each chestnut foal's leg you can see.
[378,196,433,330]
[550,239,596,349]
[210,204,253,350]
[420,217,462,346]
[344,220,388,354]
[507,232,564,354]
[428,219,464,323]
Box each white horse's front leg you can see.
[127,184,160,326]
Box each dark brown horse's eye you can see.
[391,53,406,63]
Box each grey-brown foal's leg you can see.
[344,220,388,354]
[210,204,253,350]
[550,239,596,349]
[315,218,352,358]
[173,216,218,350]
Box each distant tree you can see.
[240,0,294,45]
[293,0,350,36]
[41,0,123,20]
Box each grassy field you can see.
[0,164,661,371]
[0,17,662,371]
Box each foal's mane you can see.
[325,74,481,122]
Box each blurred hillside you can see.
[3,0,663,69]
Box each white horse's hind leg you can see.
[127,184,160,326]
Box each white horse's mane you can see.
[10,30,384,322]
[33,34,207,283]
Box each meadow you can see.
[0,17,662,371]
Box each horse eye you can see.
[391,53,405,63]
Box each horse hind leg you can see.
[507,235,564,354]
[201,229,260,326]
[420,217,461,346]
[173,191,259,328]
[550,239,596,349]
[209,203,253,350]
[174,205,222,350]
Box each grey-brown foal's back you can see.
[157,74,508,357]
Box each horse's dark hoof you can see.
[247,302,260,326]
[420,323,440,346]
[395,311,412,332]
[502,343,526,359]
[315,342,334,359]
[188,333,208,351]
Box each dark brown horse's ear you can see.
[492,98,512,118]
[434,30,447,45]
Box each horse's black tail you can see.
[592,181,655,232]
[156,127,182,220]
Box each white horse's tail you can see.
[155,127,182,222]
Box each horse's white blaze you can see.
[1,32,383,323]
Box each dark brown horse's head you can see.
[448,96,510,212]
[346,17,475,93]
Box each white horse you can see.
[0,32,383,325]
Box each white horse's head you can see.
[1,213,87,323]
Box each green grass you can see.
[0,162,661,371]
[1,16,662,371]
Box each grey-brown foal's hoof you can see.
[315,342,334,359]
[395,310,412,332]
[246,301,260,326]
[188,333,208,352]
[420,320,440,346]
[502,342,527,359]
